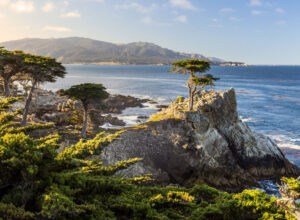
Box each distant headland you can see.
[0,37,245,66]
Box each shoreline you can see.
[64,62,168,66]
[63,63,300,67]
[62,63,252,67]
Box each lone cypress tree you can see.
[171,59,217,110]
[62,83,109,138]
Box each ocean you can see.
[44,64,300,166]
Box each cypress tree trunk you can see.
[190,87,197,111]
[81,106,88,139]
[188,74,194,111]
[21,81,37,126]
[188,86,193,111]
[3,78,10,97]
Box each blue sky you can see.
[0,0,299,64]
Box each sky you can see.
[0,0,299,65]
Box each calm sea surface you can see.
[45,65,300,166]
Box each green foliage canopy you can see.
[62,83,109,108]
[193,74,220,88]
[21,53,66,84]
[0,48,24,96]
[171,59,211,75]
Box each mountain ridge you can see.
[1,37,231,65]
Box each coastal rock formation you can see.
[100,89,299,190]
[102,95,149,114]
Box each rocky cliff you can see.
[100,89,299,191]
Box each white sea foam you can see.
[100,123,124,130]
[267,134,300,150]
[240,116,256,123]
[142,102,158,110]
[117,115,139,126]
[277,143,300,150]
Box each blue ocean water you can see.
[45,65,300,166]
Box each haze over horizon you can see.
[0,0,299,65]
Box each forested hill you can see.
[1,37,226,65]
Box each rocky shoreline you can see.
[13,88,156,128]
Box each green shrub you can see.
[190,184,221,203]
[233,189,287,220]
[0,97,20,110]
[0,203,34,220]
[281,177,300,199]
[58,130,124,160]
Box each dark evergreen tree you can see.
[62,83,109,138]
[171,59,214,110]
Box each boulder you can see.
[102,95,148,114]
[100,89,299,191]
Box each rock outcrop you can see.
[100,89,299,191]
[13,89,149,128]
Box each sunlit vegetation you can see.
[282,177,300,193]
[58,130,124,160]
[281,177,300,200]
[148,110,182,122]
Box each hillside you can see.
[1,37,226,65]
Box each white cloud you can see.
[115,2,155,14]
[175,15,187,23]
[10,1,35,13]
[275,8,285,14]
[220,7,235,13]
[0,0,10,6]
[251,10,262,15]
[169,0,195,10]
[43,25,72,32]
[249,0,262,6]
[61,11,81,18]
[42,2,55,12]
